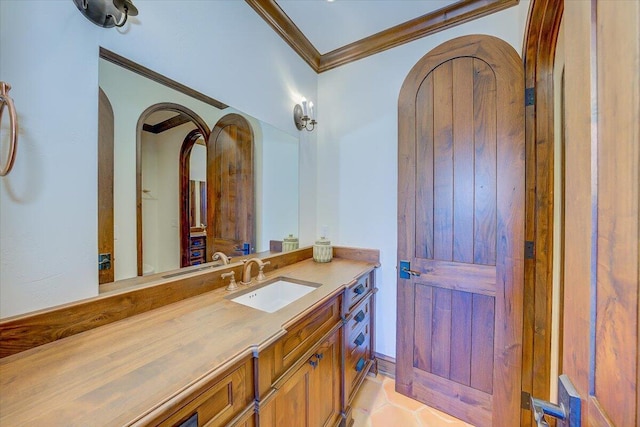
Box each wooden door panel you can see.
[398,35,524,427]
[432,61,454,262]
[472,59,498,267]
[207,114,254,258]
[562,2,640,426]
[413,284,495,393]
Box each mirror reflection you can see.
[98,52,299,283]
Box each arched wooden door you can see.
[397,35,525,427]
[207,113,254,258]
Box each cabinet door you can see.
[260,329,342,427]
[309,329,341,427]
[260,361,313,427]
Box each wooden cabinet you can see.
[257,294,343,427]
[259,328,341,427]
[342,271,376,424]
[158,358,254,427]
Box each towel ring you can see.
[0,81,18,177]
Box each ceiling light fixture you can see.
[73,0,139,28]
[293,98,317,132]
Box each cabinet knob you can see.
[355,358,366,372]
[309,359,318,368]
[354,310,365,323]
[354,333,365,347]
[354,284,365,295]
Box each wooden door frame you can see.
[136,103,210,277]
[521,0,563,424]
[98,88,115,285]
[179,129,210,268]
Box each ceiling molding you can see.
[99,47,229,110]
[245,0,321,71]
[246,0,519,73]
[142,113,194,134]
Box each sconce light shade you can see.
[73,0,138,28]
[293,102,317,132]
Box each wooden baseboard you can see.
[374,352,396,379]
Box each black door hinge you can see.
[525,87,535,106]
[525,241,535,259]
[522,391,531,410]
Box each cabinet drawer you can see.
[190,237,205,248]
[345,296,371,338]
[344,339,371,402]
[190,249,205,259]
[159,358,254,427]
[258,296,341,397]
[345,327,371,403]
[344,273,372,312]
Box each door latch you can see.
[399,260,421,279]
[529,374,581,427]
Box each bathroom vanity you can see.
[0,247,378,427]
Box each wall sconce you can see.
[293,98,317,131]
[73,0,138,28]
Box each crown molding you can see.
[244,0,321,71]
[246,0,519,73]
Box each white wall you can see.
[0,0,316,318]
[316,2,531,358]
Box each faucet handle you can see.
[256,261,271,282]
[221,271,238,291]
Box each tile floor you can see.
[351,374,475,427]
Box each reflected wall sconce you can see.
[73,0,138,28]
[293,98,317,131]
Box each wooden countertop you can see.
[0,258,376,426]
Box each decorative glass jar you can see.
[313,237,333,263]
[282,234,299,252]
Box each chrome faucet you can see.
[241,258,271,285]
[212,252,231,265]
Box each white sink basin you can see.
[228,278,320,313]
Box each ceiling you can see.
[276,0,459,54]
[246,0,519,73]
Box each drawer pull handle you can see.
[354,333,365,347]
[354,310,365,323]
[355,358,366,372]
[354,284,365,295]
[309,359,318,368]
[192,250,201,257]
[315,352,324,360]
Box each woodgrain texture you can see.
[245,0,519,73]
[207,114,255,260]
[397,35,524,427]
[0,247,375,358]
[0,258,377,426]
[563,1,640,425]
[98,88,115,284]
[521,2,564,424]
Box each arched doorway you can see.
[136,103,210,277]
